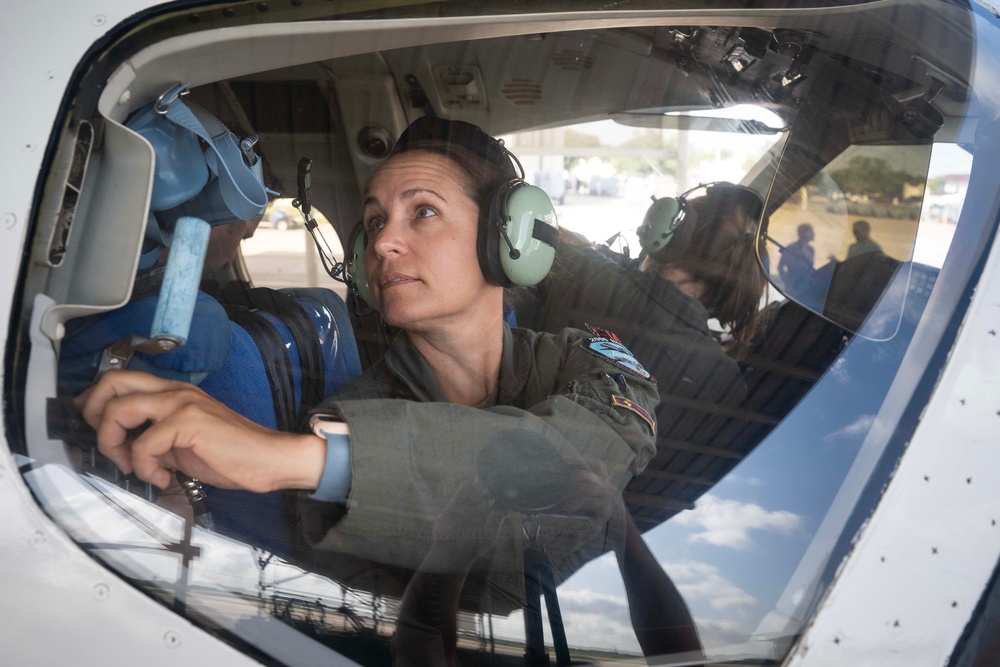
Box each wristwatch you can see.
[309,413,350,438]
[308,414,352,502]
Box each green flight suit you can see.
[298,324,657,606]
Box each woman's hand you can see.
[541,460,627,561]
[421,478,505,571]
[77,370,326,493]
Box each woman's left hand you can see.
[421,478,505,572]
[542,460,627,560]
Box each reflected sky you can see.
[25,266,933,663]
[471,310,920,659]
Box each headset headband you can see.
[684,181,763,209]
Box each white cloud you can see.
[482,556,765,656]
[824,413,891,446]
[831,414,875,439]
[696,617,757,652]
[663,560,758,612]
[726,473,764,486]
[556,589,634,628]
[673,495,802,550]
[829,357,850,383]
[495,589,643,654]
[549,589,762,656]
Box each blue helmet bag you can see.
[127,83,274,239]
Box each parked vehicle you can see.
[261,201,301,230]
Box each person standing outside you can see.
[778,222,816,288]
[847,219,883,258]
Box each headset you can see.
[344,117,559,306]
[345,221,375,307]
[636,181,763,257]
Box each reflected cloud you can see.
[726,473,764,486]
[824,414,875,443]
[696,617,756,651]
[861,309,900,340]
[557,589,634,628]
[674,494,802,550]
[664,560,758,612]
[829,357,850,383]
[824,413,891,447]
[489,589,642,654]
[553,589,643,654]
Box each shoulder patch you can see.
[611,394,656,435]
[582,335,651,381]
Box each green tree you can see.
[829,155,912,199]
[564,129,603,147]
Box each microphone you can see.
[500,224,521,260]
[294,157,313,219]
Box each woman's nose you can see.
[371,214,407,258]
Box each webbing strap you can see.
[251,288,325,419]
[224,307,297,433]
[222,285,326,423]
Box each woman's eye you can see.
[415,206,437,219]
[366,217,385,232]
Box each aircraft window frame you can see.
[8,2,997,666]
[239,199,348,299]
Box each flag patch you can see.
[611,394,656,434]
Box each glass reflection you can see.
[21,3,985,666]
[763,143,931,336]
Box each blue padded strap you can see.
[221,285,327,425]
[162,98,270,222]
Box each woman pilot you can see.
[79,117,659,574]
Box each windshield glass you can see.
[12,1,993,665]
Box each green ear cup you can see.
[345,222,375,307]
[497,184,559,286]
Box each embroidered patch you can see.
[585,324,623,343]
[583,336,651,381]
[611,394,656,434]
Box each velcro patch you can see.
[611,394,656,435]
[583,336,651,381]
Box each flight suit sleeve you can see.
[521,326,657,480]
[300,328,657,567]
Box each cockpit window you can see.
[11,2,994,665]
[507,118,784,250]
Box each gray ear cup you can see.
[637,196,686,254]
[481,181,559,287]
[345,222,375,307]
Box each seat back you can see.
[197,284,361,554]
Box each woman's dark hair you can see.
[649,183,768,357]
[365,117,518,289]
[385,116,515,211]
